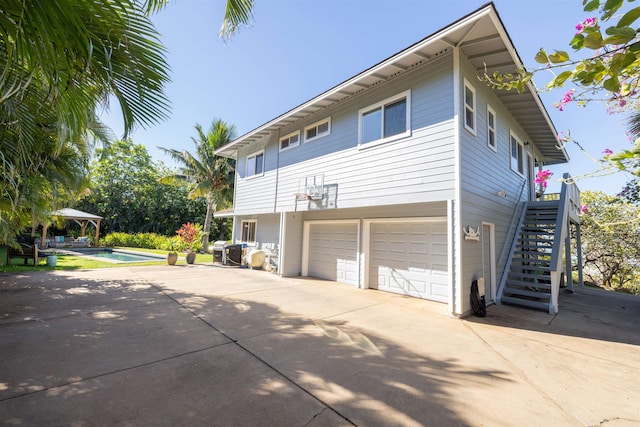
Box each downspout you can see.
[231,150,239,243]
[451,46,463,316]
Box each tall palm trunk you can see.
[202,197,216,252]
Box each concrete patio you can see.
[0,265,638,426]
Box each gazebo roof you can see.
[51,208,103,221]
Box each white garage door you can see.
[369,221,448,302]
[307,222,358,285]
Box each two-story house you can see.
[215,3,582,317]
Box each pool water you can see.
[72,249,164,263]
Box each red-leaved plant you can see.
[176,222,198,252]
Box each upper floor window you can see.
[279,131,300,152]
[241,220,257,243]
[487,106,497,151]
[304,118,331,143]
[464,79,476,135]
[246,150,264,178]
[510,132,524,176]
[359,90,411,147]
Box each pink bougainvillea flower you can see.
[580,204,588,215]
[555,89,575,111]
[535,170,553,188]
[575,17,597,34]
[603,148,613,157]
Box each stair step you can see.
[513,250,550,255]
[507,271,552,281]
[500,296,551,311]
[503,286,551,299]
[505,278,552,290]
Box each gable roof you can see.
[51,208,103,221]
[216,2,569,165]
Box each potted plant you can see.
[177,222,199,264]
[166,238,179,265]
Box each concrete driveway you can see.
[1,265,639,426]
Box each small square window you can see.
[246,151,264,177]
[279,131,300,151]
[241,220,257,243]
[463,79,476,135]
[487,106,496,151]
[304,118,331,143]
[359,90,411,147]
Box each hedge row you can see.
[100,232,204,253]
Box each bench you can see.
[8,243,44,266]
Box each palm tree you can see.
[159,119,236,251]
[0,0,171,245]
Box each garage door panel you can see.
[308,223,358,286]
[369,221,449,302]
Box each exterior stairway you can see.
[501,201,558,311]
[498,173,582,314]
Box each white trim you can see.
[358,89,411,149]
[301,220,360,284]
[481,222,496,303]
[245,149,265,178]
[304,117,331,143]
[279,131,300,152]
[453,48,463,316]
[486,105,497,152]
[362,217,448,292]
[463,78,476,136]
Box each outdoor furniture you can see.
[7,242,43,266]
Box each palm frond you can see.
[219,0,254,41]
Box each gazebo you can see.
[43,208,103,248]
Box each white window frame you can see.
[358,90,411,148]
[241,219,257,243]
[279,131,300,152]
[463,78,477,135]
[304,118,331,143]
[487,105,497,152]
[510,131,525,176]
[246,150,264,178]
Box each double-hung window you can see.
[464,79,476,135]
[304,118,331,143]
[510,132,524,176]
[359,90,411,147]
[246,150,264,178]
[279,131,300,151]
[487,106,497,151]
[241,220,257,243]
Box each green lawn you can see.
[0,247,214,273]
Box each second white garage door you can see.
[307,222,359,286]
[368,220,449,302]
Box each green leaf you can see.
[583,0,600,12]
[603,76,621,92]
[603,0,624,20]
[551,70,573,87]
[570,34,585,49]
[604,26,637,45]
[535,48,549,64]
[549,50,570,63]
[584,31,604,49]
[617,6,640,27]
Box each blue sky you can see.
[101,0,636,195]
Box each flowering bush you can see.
[176,222,201,252]
[535,169,553,194]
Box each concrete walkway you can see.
[0,265,638,426]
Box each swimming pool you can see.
[69,248,165,263]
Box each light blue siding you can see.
[234,53,456,215]
[457,54,543,313]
